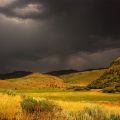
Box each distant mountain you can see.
[89,56,120,92]
[47,69,78,76]
[0,71,32,80]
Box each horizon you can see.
[0,54,119,74]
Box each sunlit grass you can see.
[0,92,120,119]
[0,73,65,89]
[27,91,120,102]
[0,94,21,119]
[61,69,105,86]
[0,94,33,120]
[55,100,120,113]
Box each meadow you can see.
[26,90,120,102]
[0,90,120,120]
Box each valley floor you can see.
[26,90,120,102]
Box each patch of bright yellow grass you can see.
[0,93,120,120]
[55,100,120,114]
[0,94,21,118]
[55,100,91,111]
[0,94,31,120]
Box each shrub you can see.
[4,89,16,96]
[74,87,90,91]
[116,87,120,92]
[21,97,60,113]
[67,86,90,91]
[103,87,116,93]
[21,97,37,113]
[20,97,65,120]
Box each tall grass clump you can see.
[0,94,23,120]
[77,105,107,120]
[4,89,16,96]
[65,105,120,120]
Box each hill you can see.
[89,57,120,92]
[0,73,65,89]
[60,69,105,86]
[47,69,78,76]
[0,71,32,80]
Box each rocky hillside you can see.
[89,57,120,92]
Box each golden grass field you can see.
[0,90,120,120]
[26,90,120,102]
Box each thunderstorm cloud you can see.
[0,0,120,73]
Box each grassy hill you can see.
[60,69,105,86]
[47,69,78,76]
[0,71,32,80]
[0,72,65,89]
[89,57,120,92]
[0,69,105,90]
[1,56,119,91]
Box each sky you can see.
[0,0,120,73]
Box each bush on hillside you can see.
[103,87,116,93]
[4,89,16,96]
[67,86,90,91]
[74,87,90,91]
[116,87,120,92]
[103,85,120,93]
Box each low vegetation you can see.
[66,86,90,91]
[21,97,60,113]
[66,105,120,120]
[0,94,120,120]
[103,86,120,93]
[20,97,65,120]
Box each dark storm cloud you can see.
[0,0,88,19]
[0,0,120,73]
